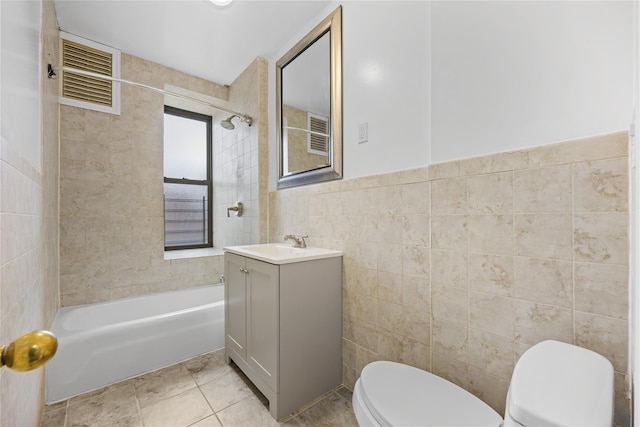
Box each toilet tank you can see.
[505,340,614,427]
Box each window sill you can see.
[164,247,224,260]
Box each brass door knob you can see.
[0,330,58,371]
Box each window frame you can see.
[163,105,213,251]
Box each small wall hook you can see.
[47,64,57,79]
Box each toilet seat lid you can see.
[507,340,614,427]
[360,361,502,427]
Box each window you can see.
[163,106,212,250]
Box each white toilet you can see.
[352,340,614,426]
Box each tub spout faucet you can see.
[284,234,308,248]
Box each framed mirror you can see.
[276,6,342,189]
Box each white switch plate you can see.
[358,122,368,143]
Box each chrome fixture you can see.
[284,234,308,248]
[276,6,343,189]
[227,201,244,217]
[46,64,253,127]
[1,330,58,372]
[220,114,252,130]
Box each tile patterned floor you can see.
[41,349,358,427]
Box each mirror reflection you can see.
[281,31,330,175]
[276,6,342,189]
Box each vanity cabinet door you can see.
[225,253,247,361]
[246,258,279,392]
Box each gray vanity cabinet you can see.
[225,253,279,391]
[224,251,342,421]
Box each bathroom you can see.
[0,0,637,426]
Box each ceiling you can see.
[53,0,330,86]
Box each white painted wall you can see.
[431,1,634,163]
[269,1,632,189]
[342,1,430,179]
[0,0,42,172]
[268,1,430,188]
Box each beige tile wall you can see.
[59,54,267,305]
[268,131,630,426]
[0,0,59,425]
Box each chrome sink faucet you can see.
[284,234,308,248]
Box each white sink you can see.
[223,243,342,265]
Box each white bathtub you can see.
[46,284,225,403]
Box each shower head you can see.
[220,115,237,130]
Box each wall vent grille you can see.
[59,32,121,115]
[62,39,113,106]
[308,113,329,155]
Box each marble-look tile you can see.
[431,250,468,288]
[513,257,572,308]
[66,383,139,426]
[432,284,468,323]
[459,150,528,176]
[40,406,66,427]
[402,245,430,278]
[431,215,467,251]
[432,318,468,363]
[574,213,628,265]
[376,299,404,334]
[514,213,573,260]
[467,172,513,214]
[377,185,404,215]
[199,369,256,413]
[68,413,143,427]
[429,160,459,180]
[378,214,404,245]
[293,391,358,427]
[402,275,430,311]
[468,253,513,297]
[216,395,280,427]
[344,265,377,300]
[377,271,402,304]
[377,243,403,274]
[342,240,378,270]
[432,352,469,390]
[469,367,509,416]
[342,338,357,372]
[190,415,223,427]
[514,165,572,213]
[574,311,628,373]
[402,338,430,371]
[468,329,514,381]
[351,321,379,354]
[527,132,628,167]
[574,158,628,212]
[402,213,430,246]
[140,388,213,427]
[469,292,514,339]
[352,294,377,324]
[401,181,430,214]
[133,363,197,408]
[514,300,573,346]
[356,344,381,373]
[431,177,467,214]
[574,262,628,319]
[377,331,403,362]
[468,214,513,256]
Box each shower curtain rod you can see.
[47,64,253,126]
